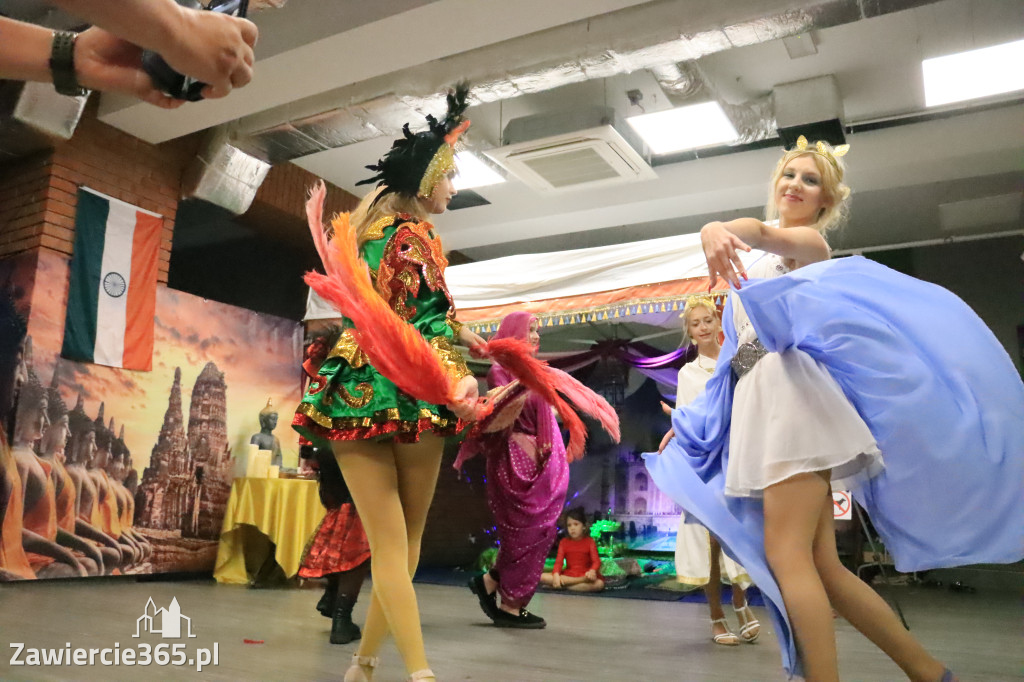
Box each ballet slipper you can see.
[407,669,435,681]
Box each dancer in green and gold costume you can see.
[292,84,483,682]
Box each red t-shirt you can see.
[552,536,601,578]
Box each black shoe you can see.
[468,574,500,621]
[492,608,546,629]
[329,596,362,645]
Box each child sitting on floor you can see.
[540,508,605,593]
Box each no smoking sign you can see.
[832,491,852,520]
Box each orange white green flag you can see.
[61,187,161,371]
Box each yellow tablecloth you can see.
[213,478,325,585]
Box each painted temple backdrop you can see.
[1,249,302,580]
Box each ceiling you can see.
[80,0,1024,261]
[27,0,1017,287]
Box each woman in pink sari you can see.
[463,312,569,629]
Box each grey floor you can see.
[0,578,1020,681]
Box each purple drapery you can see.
[536,341,696,391]
[621,346,690,368]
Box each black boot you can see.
[316,575,339,618]
[330,594,362,645]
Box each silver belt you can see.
[731,339,768,379]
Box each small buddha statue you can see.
[250,398,282,467]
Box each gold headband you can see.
[793,135,849,176]
[680,294,717,318]
[418,119,471,198]
[418,144,456,198]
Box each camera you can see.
[141,0,249,102]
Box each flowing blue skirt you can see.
[645,256,1024,677]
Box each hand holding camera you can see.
[142,0,257,101]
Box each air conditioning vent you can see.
[485,107,656,193]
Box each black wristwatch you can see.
[50,30,89,97]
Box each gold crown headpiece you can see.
[793,135,850,177]
[680,294,717,318]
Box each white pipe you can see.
[832,229,1024,256]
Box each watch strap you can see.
[50,30,89,97]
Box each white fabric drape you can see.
[445,233,763,310]
[304,231,764,320]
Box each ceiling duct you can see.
[649,62,776,144]
[181,128,271,215]
[228,0,942,167]
[773,75,846,148]
[486,106,656,193]
[0,81,88,160]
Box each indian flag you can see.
[61,188,162,371]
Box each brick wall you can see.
[0,101,357,283]
[49,113,199,283]
[242,161,359,243]
[253,160,358,220]
[0,101,200,283]
[0,152,51,260]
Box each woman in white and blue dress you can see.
[646,137,1024,682]
[668,295,758,647]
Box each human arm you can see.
[657,365,703,449]
[587,538,601,574]
[458,325,487,355]
[701,218,830,288]
[0,17,179,107]
[448,375,479,421]
[551,539,566,576]
[449,316,486,353]
[658,427,674,454]
[0,18,66,84]
[51,0,257,99]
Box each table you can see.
[213,477,325,585]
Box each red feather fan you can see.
[484,338,620,461]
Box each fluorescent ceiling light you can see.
[626,102,738,155]
[923,39,1024,107]
[453,151,505,190]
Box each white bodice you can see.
[733,254,791,345]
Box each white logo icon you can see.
[134,597,197,639]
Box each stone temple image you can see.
[613,451,683,534]
[135,363,233,540]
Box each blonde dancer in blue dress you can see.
[646,137,1024,681]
